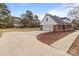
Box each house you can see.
[33,18,40,27]
[61,17,71,24]
[72,19,79,30]
[12,17,23,27]
[40,14,74,32]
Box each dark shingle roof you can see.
[61,17,70,20]
[11,16,21,20]
[46,14,65,25]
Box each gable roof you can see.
[44,14,66,25]
[61,17,70,20]
[11,16,21,20]
[11,16,22,24]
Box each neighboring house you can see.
[33,18,40,27]
[72,19,79,30]
[40,14,74,32]
[12,17,23,27]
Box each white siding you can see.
[14,18,22,27]
[40,15,57,25]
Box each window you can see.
[0,11,2,17]
[46,18,48,21]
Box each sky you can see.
[6,3,79,20]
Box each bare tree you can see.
[68,6,79,21]
[68,6,79,29]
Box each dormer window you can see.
[46,18,48,21]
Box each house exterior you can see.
[61,17,71,24]
[33,18,40,27]
[40,14,74,32]
[12,17,23,27]
[72,19,79,30]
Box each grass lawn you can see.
[0,27,40,37]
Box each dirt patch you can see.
[37,31,74,45]
[67,34,79,56]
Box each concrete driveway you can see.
[0,31,78,56]
[0,31,64,56]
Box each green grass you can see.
[0,27,40,37]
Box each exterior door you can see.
[43,25,53,32]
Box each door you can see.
[43,25,53,32]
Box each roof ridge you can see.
[56,16,66,24]
[47,14,65,25]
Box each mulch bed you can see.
[37,31,74,45]
[67,34,79,56]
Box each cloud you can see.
[48,9,67,17]
[47,3,79,17]
[68,3,79,7]
[48,8,70,17]
[39,3,79,20]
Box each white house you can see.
[40,14,74,32]
[12,17,23,27]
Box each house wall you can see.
[40,15,57,25]
[40,15,74,32]
[40,15,58,32]
[13,23,23,28]
[13,18,22,27]
[53,25,74,32]
[65,25,74,31]
[53,25,63,32]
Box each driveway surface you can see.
[0,31,62,56]
[0,31,78,56]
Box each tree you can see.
[0,3,13,28]
[0,3,7,8]
[26,10,33,19]
[21,18,29,27]
[33,15,39,21]
[21,13,26,19]
[21,10,34,27]
[68,6,79,30]
[21,10,40,27]
[68,6,79,21]
[33,15,40,27]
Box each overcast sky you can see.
[6,3,79,20]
